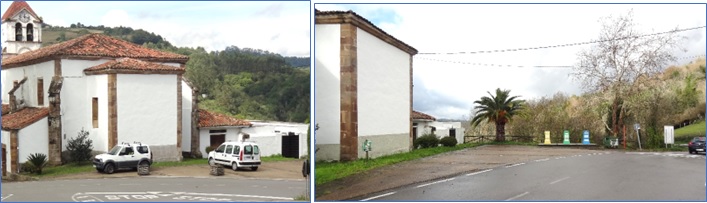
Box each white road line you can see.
[505,191,529,201]
[178,192,293,200]
[505,163,526,168]
[466,169,493,176]
[361,192,396,201]
[2,194,13,201]
[549,176,570,185]
[534,158,550,162]
[84,192,148,195]
[415,178,455,188]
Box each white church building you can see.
[315,10,418,161]
[1,1,198,174]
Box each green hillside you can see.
[675,121,706,138]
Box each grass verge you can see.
[315,142,486,187]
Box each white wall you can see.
[116,74,178,146]
[181,80,192,152]
[18,117,49,163]
[242,121,309,157]
[314,24,341,145]
[357,27,411,137]
[1,60,54,107]
[2,130,9,173]
[60,59,111,151]
[85,74,109,152]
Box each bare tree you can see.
[572,10,684,137]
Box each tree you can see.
[470,88,525,142]
[66,129,94,164]
[571,10,683,137]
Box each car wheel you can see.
[232,162,238,171]
[208,158,215,166]
[104,163,115,174]
[689,149,694,154]
[96,168,104,173]
[251,166,258,171]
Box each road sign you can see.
[563,130,570,144]
[363,140,372,152]
[544,131,551,144]
[663,126,674,145]
[634,123,641,130]
[582,130,590,145]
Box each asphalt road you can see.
[359,151,706,201]
[1,176,306,202]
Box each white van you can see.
[208,141,261,171]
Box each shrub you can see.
[66,129,93,164]
[20,162,36,174]
[414,134,440,149]
[440,136,458,147]
[205,146,215,154]
[26,153,48,174]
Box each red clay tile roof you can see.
[2,104,9,116]
[315,9,417,55]
[2,107,49,130]
[412,110,436,121]
[84,58,185,75]
[2,1,40,22]
[1,33,189,69]
[198,109,252,128]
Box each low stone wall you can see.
[150,145,181,162]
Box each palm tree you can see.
[470,88,525,142]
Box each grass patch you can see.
[262,154,301,162]
[315,142,483,187]
[675,121,706,138]
[26,162,95,178]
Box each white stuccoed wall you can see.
[85,74,109,152]
[60,59,111,151]
[181,80,192,153]
[314,24,341,146]
[116,74,178,146]
[356,27,411,138]
[2,130,9,173]
[1,60,54,107]
[18,117,49,163]
[242,121,309,157]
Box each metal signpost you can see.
[363,139,372,162]
[634,123,642,150]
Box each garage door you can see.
[281,132,299,158]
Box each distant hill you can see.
[41,24,310,123]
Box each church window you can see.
[37,78,44,106]
[92,97,99,128]
[15,23,22,41]
[26,23,33,41]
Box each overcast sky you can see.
[1,1,310,57]
[315,3,707,120]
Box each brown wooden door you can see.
[210,134,225,148]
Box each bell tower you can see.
[2,1,42,58]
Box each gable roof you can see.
[2,1,40,22]
[1,33,189,69]
[2,107,49,130]
[315,9,417,55]
[412,110,436,121]
[198,109,252,128]
[84,58,185,75]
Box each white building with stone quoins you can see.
[1,33,195,174]
[314,10,418,161]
